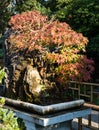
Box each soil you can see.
[39,96,73,106]
[33,87,74,106]
[35,89,73,105]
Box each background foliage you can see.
[0,0,13,35]
[14,0,51,15]
[44,0,99,38]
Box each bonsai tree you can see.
[4,10,94,105]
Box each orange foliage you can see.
[8,10,94,83]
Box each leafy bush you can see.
[0,68,5,84]
[0,98,25,130]
[8,10,94,84]
[0,97,5,106]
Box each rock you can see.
[23,65,43,102]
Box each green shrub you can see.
[0,68,5,84]
[0,98,25,130]
[52,0,99,38]
[0,97,5,106]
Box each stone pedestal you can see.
[4,105,91,130]
[2,97,91,130]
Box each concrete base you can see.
[2,96,91,130]
[4,105,91,130]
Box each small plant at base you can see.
[0,97,5,106]
[0,98,25,130]
[0,68,5,84]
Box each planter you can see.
[1,96,92,130]
[4,97,84,115]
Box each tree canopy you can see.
[8,10,94,82]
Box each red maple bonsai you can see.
[6,10,94,104]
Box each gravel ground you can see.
[72,110,99,130]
